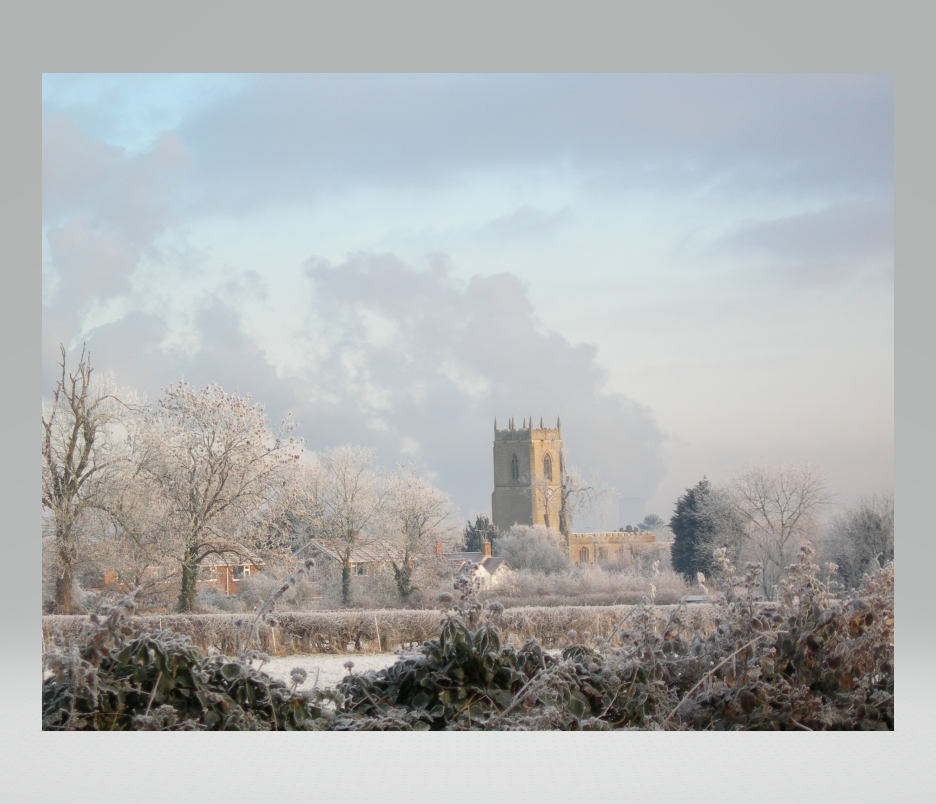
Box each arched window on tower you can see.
[579,547,589,564]
[510,453,519,481]
[543,453,553,481]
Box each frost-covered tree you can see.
[824,492,894,589]
[494,525,571,574]
[144,382,303,612]
[725,462,833,598]
[42,345,143,614]
[91,411,177,605]
[381,465,457,600]
[295,445,384,607]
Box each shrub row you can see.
[43,603,718,656]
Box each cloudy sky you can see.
[41,73,893,527]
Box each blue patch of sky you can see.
[42,74,250,155]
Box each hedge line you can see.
[43,604,717,656]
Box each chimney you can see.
[483,539,492,558]
[435,541,443,556]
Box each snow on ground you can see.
[255,652,414,692]
[42,651,413,691]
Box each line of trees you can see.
[44,348,891,615]
[288,448,458,605]
[42,348,457,614]
[669,465,892,597]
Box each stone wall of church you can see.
[491,418,564,532]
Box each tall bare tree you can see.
[145,381,303,612]
[555,463,618,538]
[295,445,384,606]
[42,345,139,614]
[724,462,834,598]
[381,464,457,600]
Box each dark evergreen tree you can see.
[669,478,718,581]
[461,515,500,552]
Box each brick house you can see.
[198,552,265,596]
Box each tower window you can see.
[543,453,553,481]
[510,454,519,481]
[579,547,589,563]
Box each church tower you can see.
[492,416,567,535]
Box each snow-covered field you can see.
[256,652,411,691]
[42,651,412,692]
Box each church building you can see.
[491,415,655,565]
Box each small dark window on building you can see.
[233,565,247,580]
[544,453,552,481]
[355,563,368,576]
[510,454,520,481]
[579,547,589,563]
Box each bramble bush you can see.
[43,560,327,731]
[42,593,326,730]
